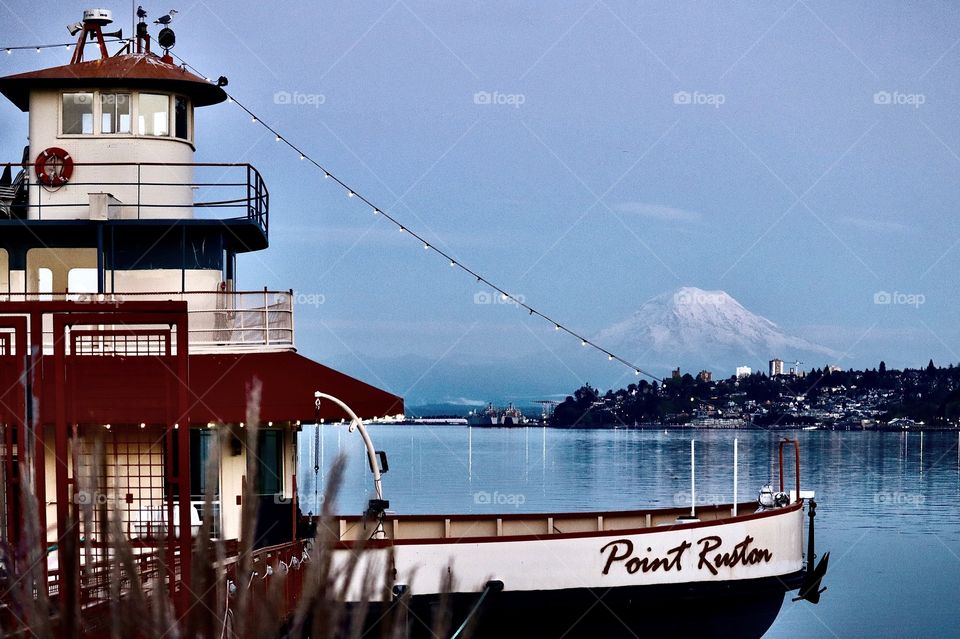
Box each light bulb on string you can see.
[189,60,653,382]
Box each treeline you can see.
[550,360,960,428]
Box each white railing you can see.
[0,290,295,354]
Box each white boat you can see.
[320,394,830,638]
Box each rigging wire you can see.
[0,35,663,384]
[169,53,664,384]
[0,39,127,54]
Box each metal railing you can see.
[0,290,294,354]
[0,162,268,237]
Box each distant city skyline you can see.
[2,1,959,404]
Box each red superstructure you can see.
[0,8,401,632]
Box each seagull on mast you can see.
[137,5,148,20]
[154,9,178,25]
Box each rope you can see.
[170,51,663,384]
[450,581,500,639]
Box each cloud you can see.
[839,216,910,234]
[612,202,702,223]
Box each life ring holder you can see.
[34,147,74,188]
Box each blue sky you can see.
[2,1,960,404]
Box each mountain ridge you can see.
[594,287,840,372]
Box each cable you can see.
[0,36,664,382]
[1,39,126,54]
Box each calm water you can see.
[297,427,960,638]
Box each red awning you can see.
[0,54,226,111]
[187,352,403,424]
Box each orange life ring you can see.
[34,147,74,187]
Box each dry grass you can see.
[0,387,466,639]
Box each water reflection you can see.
[298,427,960,638]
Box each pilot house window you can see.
[138,93,169,137]
[174,96,189,140]
[62,92,94,134]
[100,93,131,134]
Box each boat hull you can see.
[387,570,803,638]
[332,502,808,637]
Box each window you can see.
[174,96,189,140]
[190,429,220,498]
[100,93,131,134]
[62,92,94,134]
[138,93,169,136]
[67,267,98,300]
[255,430,283,495]
[37,267,52,301]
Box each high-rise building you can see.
[769,358,784,377]
[735,366,752,378]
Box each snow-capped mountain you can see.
[594,287,839,373]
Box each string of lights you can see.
[1,39,126,54]
[167,53,664,383]
[3,34,662,383]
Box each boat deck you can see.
[335,501,761,543]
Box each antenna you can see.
[69,9,116,64]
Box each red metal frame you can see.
[0,301,192,627]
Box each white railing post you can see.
[288,289,294,347]
[733,438,738,517]
[690,439,696,518]
[263,288,270,346]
